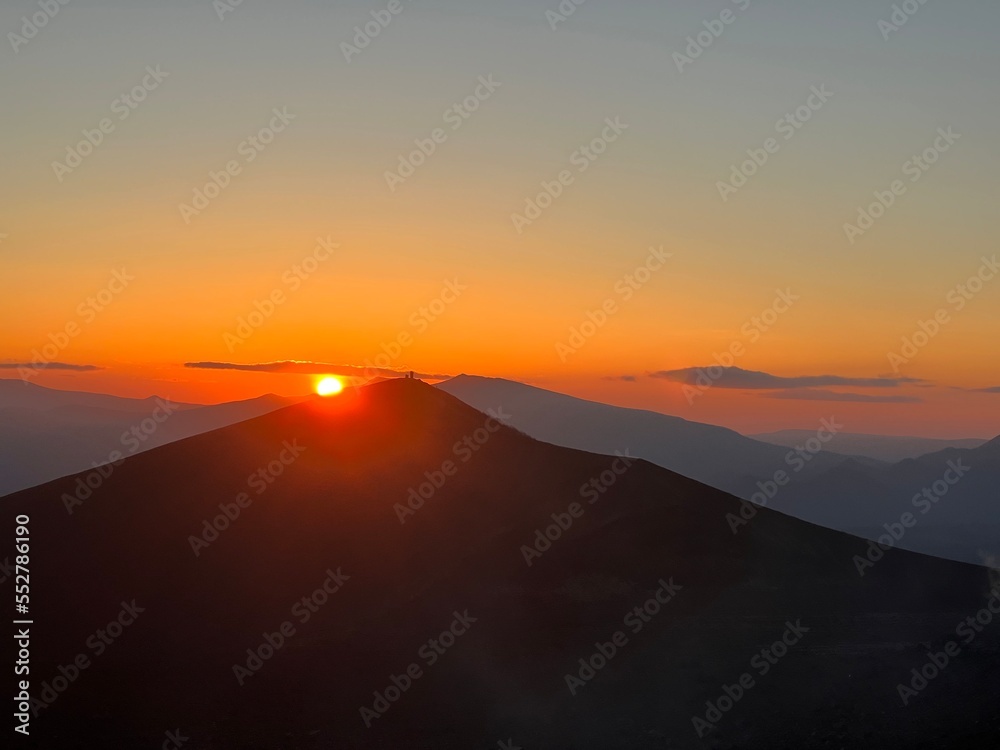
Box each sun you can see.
[316,376,344,397]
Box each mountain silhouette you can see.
[753,429,988,463]
[772,436,1000,564]
[0,379,302,495]
[437,374,849,497]
[6,379,1000,748]
[438,376,1000,565]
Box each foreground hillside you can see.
[5,379,1000,748]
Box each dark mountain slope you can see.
[5,379,999,749]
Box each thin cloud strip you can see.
[647,366,926,390]
[0,362,102,372]
[762,389,922,404]
[184,360,451,381]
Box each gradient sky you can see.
[1,0,998,438]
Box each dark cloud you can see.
[762,389,921,404]
[184,361,451,381]
[649,366,925,390]
[603,375,637,382]
[0,362,102,372]
[976,386,1000,393]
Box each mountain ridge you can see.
[7,378,1000,748]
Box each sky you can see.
[1,0,998,438]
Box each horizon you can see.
[2,0,998,436]
[3,372,997,441]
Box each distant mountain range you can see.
[753,429,988,463]
[0,379,303,496]
[6,378,1000,748]
[438,375,1000,565]
[437,375,849,498]
[771,437,1000,565]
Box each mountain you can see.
[7,379,1000,749]
[0,379,301,495]
[0,378,200,412]
[771,436,1000,565]
[753,429,988,463]
[436,375,848,499]
[436,376,1000,565]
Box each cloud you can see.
[0,362,102,372]
[649,366,925,390]
[762,389,921,404]
[184,360,451,381]
[975,386,1000,393]
[603,375,637,382]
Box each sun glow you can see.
[316,376,344,396]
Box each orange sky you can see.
[1,1,998,439]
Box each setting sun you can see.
[316,376,344,397]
